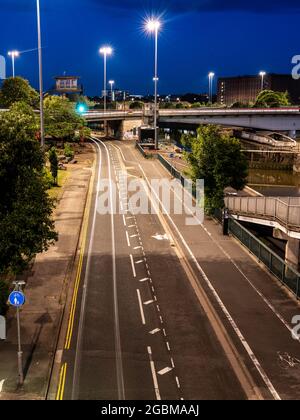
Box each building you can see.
[49,76,83,97]
[218,74,300,106]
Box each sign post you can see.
[9,282,26,386]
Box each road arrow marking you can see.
[152,233,170,241]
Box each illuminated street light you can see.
[145,18,161,149]
[35,0,45,148]
[259,71,266,91]
[100,46,113,115]
[208,72,215,104]
[109,80,115,102]
[8,51,19,78]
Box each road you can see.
[50,138,300,401]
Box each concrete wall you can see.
[273,229,300,270]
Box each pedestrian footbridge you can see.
[225,195,300,270]
[225,196,300,238]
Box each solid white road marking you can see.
[147,346,161,401]
[137,289,146,325]
[139,163,281,401]
[101,139,126,399]
[125,231,131,247]
[176,377,181,389]
[158,367,173,376]
[168,169,300,343]
[130,254,137,278]
[122,215,126,227]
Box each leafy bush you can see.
[64,143,74,159]
[43,168,54,189]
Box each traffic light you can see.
[76,103,88,114]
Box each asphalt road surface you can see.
[53,139,300,401]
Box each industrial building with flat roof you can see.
[217,74,300,106]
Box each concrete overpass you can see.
[84,108,300,137]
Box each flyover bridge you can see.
[85,107,300,136]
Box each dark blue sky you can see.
[1,0,300,96]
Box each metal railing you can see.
[157,154,196,194]
[225,196,300,231]
[229,218,300,299]
[145,151,300,299]
[135,142,147,158]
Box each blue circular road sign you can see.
[9,291,25,307]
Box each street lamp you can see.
[8,51,19,78]
[36,0,45,148]
[146,18,161,149]
[259,71,266,91]
[99,46,113,115]
[208,72,215,104]
[109,80,115,102]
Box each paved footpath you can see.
[0,143,95,400]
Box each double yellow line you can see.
[64,160,96,350]
[56,363,67,400]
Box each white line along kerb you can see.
[138,163,281,401]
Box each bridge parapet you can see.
[225,196,300,233]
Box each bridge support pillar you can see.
[120,119,143,140]
[293,154,300,173]
[273,229,299,271]
[289,130,297,139]
[286,238,300,271]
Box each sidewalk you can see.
[0,143,95,400]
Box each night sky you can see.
[1,0,300,96]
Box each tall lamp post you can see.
[208,72,215,104]
[109,80,115,102]
[8,51,19,78]
[259,71,266,91]
[36,0,45,148]
[99,46,113,114]
[146,19,161,150]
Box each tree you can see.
[44,95,86,141]
[184,125,248,212]
[0,102,58,275]
[129,101,144,110]
[0,77,39,108]
[254,90,291,108]
[48,147,58,186]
